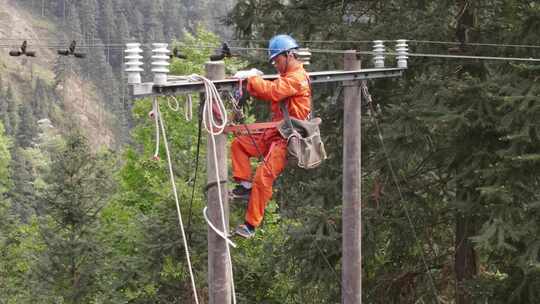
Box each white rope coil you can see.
[165,95,193,121]
[167,95,180,112]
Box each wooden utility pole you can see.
[342,50,362,304]
[205,61,231,304]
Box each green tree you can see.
[16,102,38,148]
[78,0,98,44]
[3,86,19,137]
[0,122,11,196]
[162,0,184,41]
[35,131,115,303]
[143,1,164,42]
[31,78,50,119]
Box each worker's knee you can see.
[231,137,242,152]
[253,168,272,186]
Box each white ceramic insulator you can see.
[372,40,385,68]
[396,39,409,68]
[125,43,144,84]
[151,43,170,85]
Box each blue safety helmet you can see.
[268,34,299,62]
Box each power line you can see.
[354,50,540,62]
[3,37,540,49]
[409,39,540,49]
[2,41,540,63]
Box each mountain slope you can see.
[0,0,114,148]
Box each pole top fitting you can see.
[372,40,385,68]
[125,42,144,84]
[151,43,170,85]
[395,39,409,69]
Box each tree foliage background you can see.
[1,0,540,304]
[226,1,540,303]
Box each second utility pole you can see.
[342,50,362,304]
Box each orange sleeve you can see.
[246,75,301,103]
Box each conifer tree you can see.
[36,131,115,303]
[16,102,38,148]
[4,87,18,137]
[162,0,184,41]
[31,78,50,119]
[143,1,164,42]
[0,122,10,196]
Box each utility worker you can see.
[231,34,311,238]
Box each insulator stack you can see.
[151,43,170,85]
[396,39,409,68]
[125,43,144,84]
[372,40,385,68]
[297,48,312,66]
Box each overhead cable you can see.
[3,37,540,49]
[354,50,540,62]
[2,41,540,62]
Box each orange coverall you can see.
[231,62,311,228]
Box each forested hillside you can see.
[1,0,539,304]
[0,1,233,302]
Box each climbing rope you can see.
[188,74,237,304]
[153,97,200,304]
[152,100,160,159]
[186,95,193,121]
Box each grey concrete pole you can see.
[205,61,231,304]
[342,51,362,304]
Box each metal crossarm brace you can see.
[129,67,405,97]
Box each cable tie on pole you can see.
[204,180,228,193]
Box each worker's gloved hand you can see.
[233,68,263,79]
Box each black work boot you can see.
[230,184,251,200]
